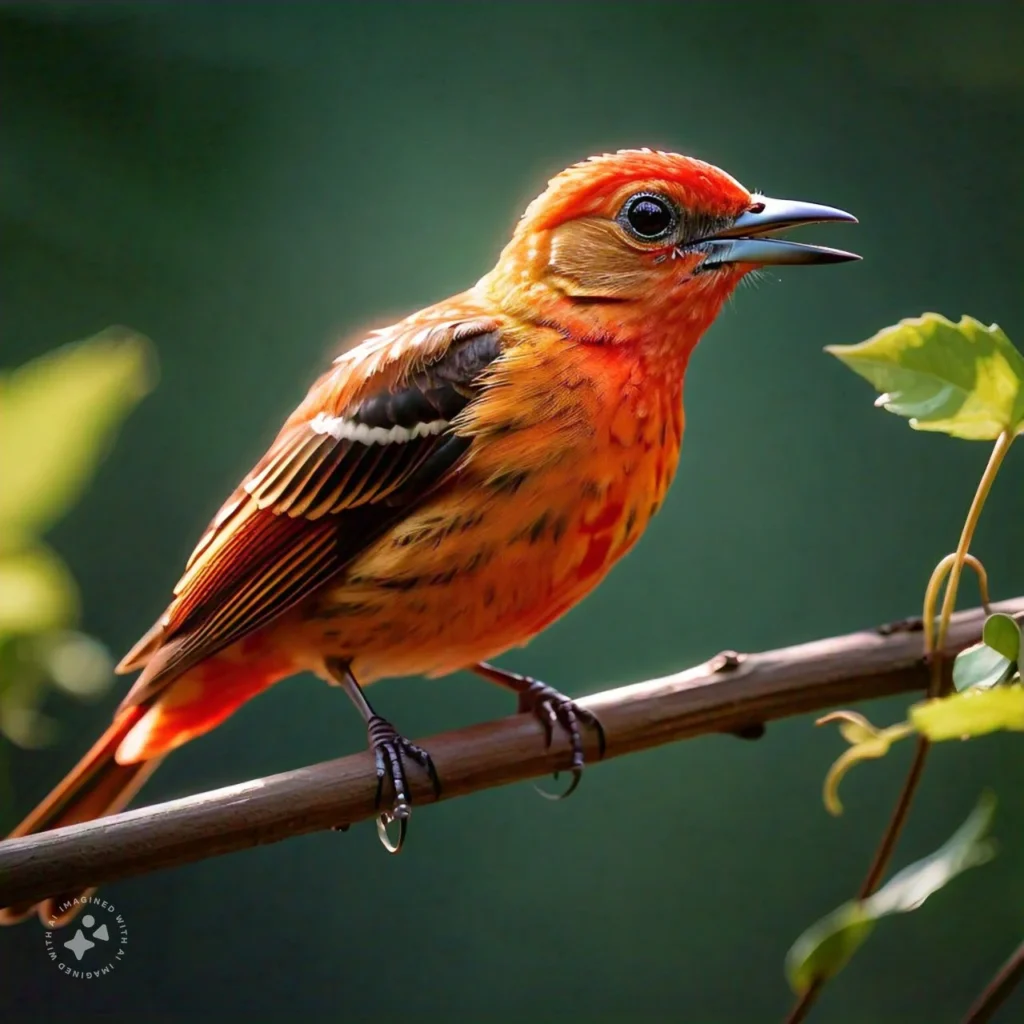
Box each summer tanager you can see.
[1,149,857,925]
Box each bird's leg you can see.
[325,658,440,854]
[471,662,606,799]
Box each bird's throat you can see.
[479,258,740,369]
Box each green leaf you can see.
[952,641,1015,691]
[911,685,1024,740]
[826,313,1024,440]
[37,630,113,698]
[786,794,996,994]
[865,792,996,916]
[0,327,155,548]
[0,545,78,635]
[0,630,114,749]
[982,612,1021,662]
[785,902,876,994]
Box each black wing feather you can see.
[349,330,503,431]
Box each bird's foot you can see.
[519,679,606,799]
[366,714,441,854]
[473,663,606,799]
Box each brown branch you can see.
[857,739,931,899]
[0,598,1020,912]
[963,938,1024,1024]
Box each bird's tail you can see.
[0,705,163,927]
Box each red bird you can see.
[1,149,857,924]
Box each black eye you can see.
[620,193,677,241]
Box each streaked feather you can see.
[117,310,506,704]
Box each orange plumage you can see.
[1,149,857,924]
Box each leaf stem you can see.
[864,430,1013,862]
[928,431,1014,693]
[856,738,929,898]
[923,554,991,653]
[785,978,823,1024]
[861,431,1013,887]
[786,430,1014,1023]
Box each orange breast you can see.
[291,341,686,683]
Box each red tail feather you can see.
[0,706,162,927]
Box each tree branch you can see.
[963,937,1024,1024]
[1,598,1020,911]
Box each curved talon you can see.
[366,715,440,854]
[534,769,583,801]
[327,666,440,854]
[531,696,604,799]
[527,697,559,747]
[377,812,409,854]
[472,663,605,800]
[516,682,604,796]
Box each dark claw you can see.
[527,695,559,747]
[534,770,583,801]
[514,679,606,798]
[366,715,441,854]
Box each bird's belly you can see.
[297,437,676,682]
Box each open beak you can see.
[697,196,860,268]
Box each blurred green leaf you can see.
[0,630,114,748]
[39,630,113,698]
[0,544,78,635]
[911,685,1024,740]
[786,794,996,994]
[952,642,1016,692]
[785,902,875,995]
[982,613,1021,662]
[866,793,996,913]
[0,326,155,549]
[826,314,1024,440]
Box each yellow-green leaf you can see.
[826,314,1024,440]
[0,629,114,748]
[911,685,1024,740]
[785,902,876,995]
[39,630,113,698]
[786,794,996,994]
[0,545,78,634]
[0,327,156,548]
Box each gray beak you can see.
[697,196,860,268]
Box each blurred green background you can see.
[1,2,1022,1021]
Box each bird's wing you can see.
[118,306,506,705]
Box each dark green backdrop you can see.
[2,2,1022,1021]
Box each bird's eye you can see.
[620,193,677,241]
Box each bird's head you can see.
[482,149,858,348]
